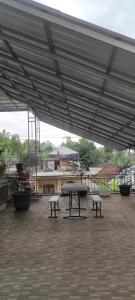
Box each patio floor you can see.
[1,194,135,299]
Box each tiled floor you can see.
[1,194,135,299]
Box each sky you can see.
[1,0,135,146]
[0,111,79,145]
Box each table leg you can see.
[51,202,53,217]
[69,192,72,217]
[54,202,56,218]
[64,190,87,219]
[78,191,80,217]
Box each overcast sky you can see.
[1,0,135,146]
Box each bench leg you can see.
[56,201,61,211]
[51,202,53,218]
[94,202,104,218]
[96,202,98,218]
[48,202,58,218]
[91,201,95,211]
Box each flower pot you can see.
[79,190,87,197]
[16,163,24,174]
[13,191,31,211]
[119,185,130,196]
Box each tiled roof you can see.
[99,165,120,175]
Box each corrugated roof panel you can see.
[0,58,23,73]
[105,81,135,103]
[63,81,100,99]
[0,39,8,51]
[0,3,46,41]
[2,28,48,51]
[11,45,52,68]
[51,24,113,67]
[5,37,49,56]
[59,63,103,90]
[1,0,135,149]
[112,49,135,78]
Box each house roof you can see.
[33,171,80,177]
[48,146,78,157]
[98,165,120,177]
[1,0,135,149]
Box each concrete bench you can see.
[90,194,104,218]
[48,195,61,218]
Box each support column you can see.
[27,109,40,191]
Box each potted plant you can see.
[13,165,33,211]
[0,149,7,210]
[0,149,6,179]
[16,162,24,174]
[119,169,131,196]
[13,188,31,211]
[119,183,131,196]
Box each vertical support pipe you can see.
[27,109,30,175]
[27,109,40,192]
[35,115,38,192]
[129,148,132,191]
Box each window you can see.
[43,184,55,194]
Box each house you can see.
[44,146,80,171]
[98,165,121,181]
[33,171,86,194]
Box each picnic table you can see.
[61,183,87,219]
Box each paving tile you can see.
[0,194,135,299]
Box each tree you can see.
[10,134,22,160]
[40,141,54,160]
[0,130,12,166]
[0,129,132,170]
[110,149,130,167]
[77,138,97,168]
[64,136,98,168]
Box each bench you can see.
[48,195,61,218]
[90,194,104,218]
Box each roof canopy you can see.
[0,0,135,149]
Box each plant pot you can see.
[13,191,31,211]
[16,163,24,174]
[119,185,130,196]
[79,190,87,197]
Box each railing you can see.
[0,172,134,205]
[34,173,129,194]
[0,177,20,205]
[86,173,132,193]
[0,179,9,204]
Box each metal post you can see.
[129,148,132,191]
[35,116,38,192]
[27,109,40,192]
[27,109,30,174]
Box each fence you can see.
[0,172,134,204]
[0,179,9,204]
[86,173,132,193]
[33,173,130,194]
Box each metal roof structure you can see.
[1,0,135,149]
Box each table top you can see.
[49,195,59,202]
[61,183,87,192]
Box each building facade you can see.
[33,171,86,194]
